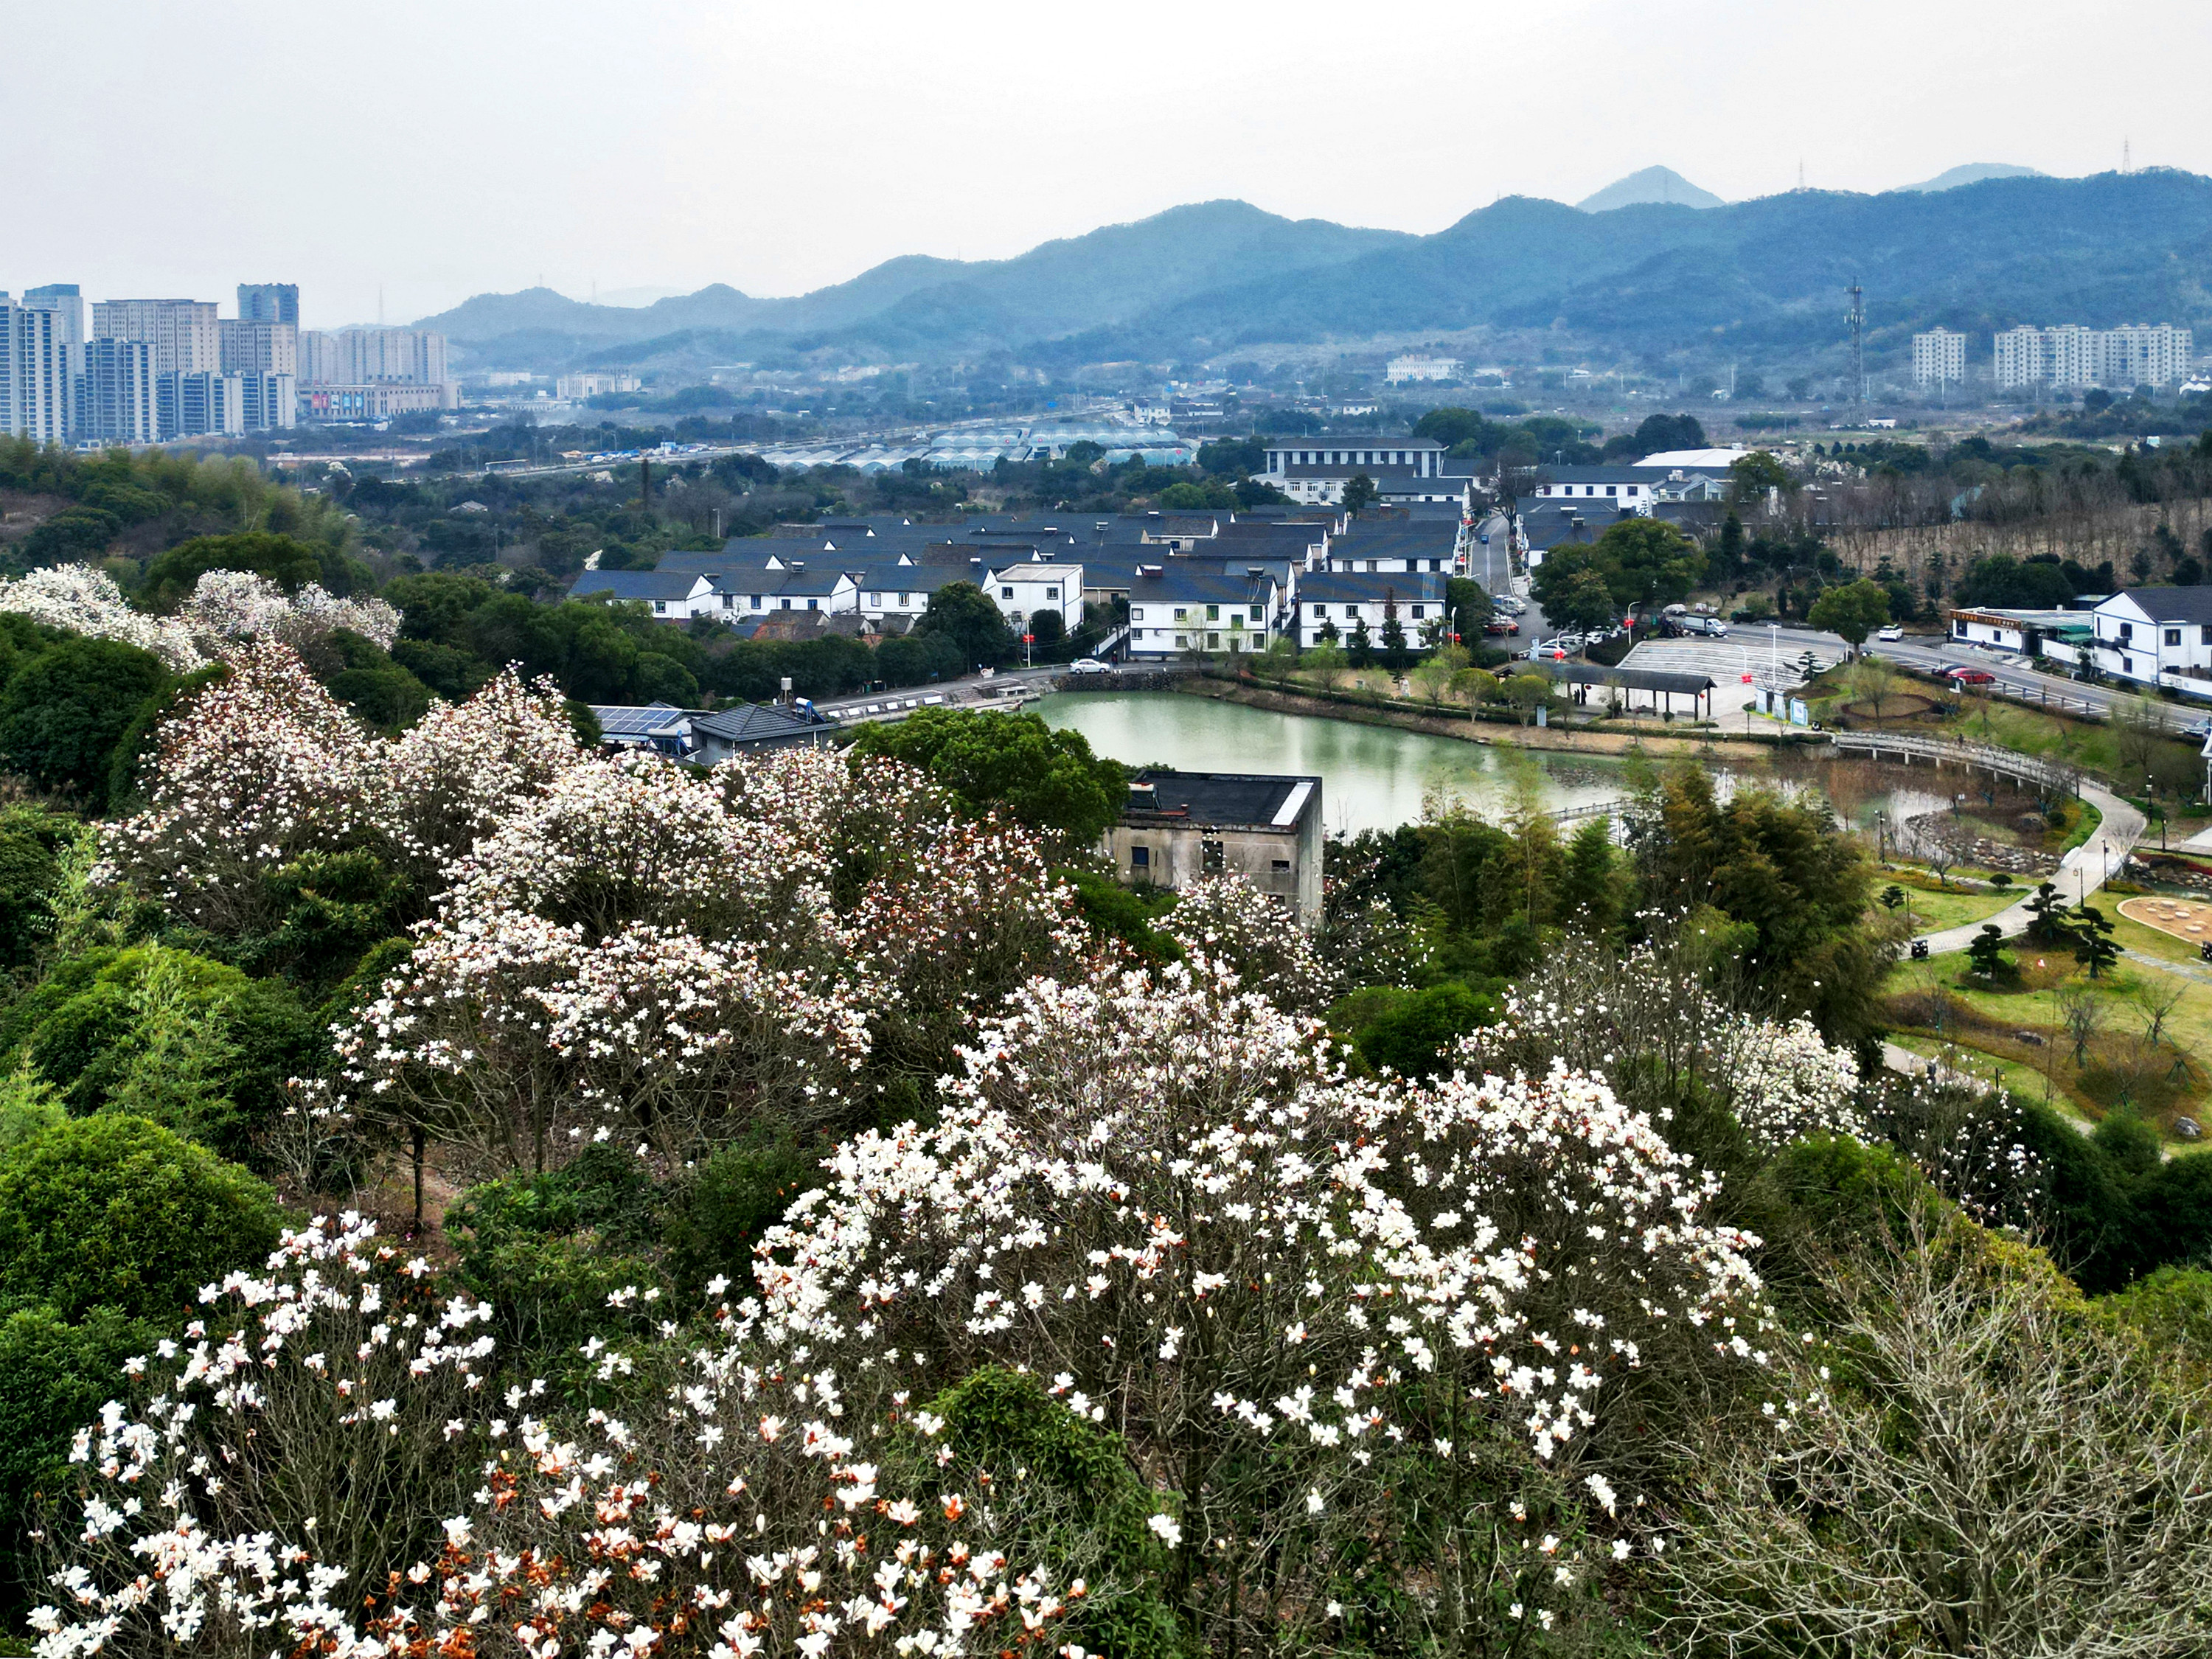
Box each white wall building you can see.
[80,337,159,444]
[1,299,72,442]
[300,327,449,386]
[1912,328,1966,387]
[91,299,220,374]
[555,371,641,400]
[1994,323,2194,391]
[1385,355,1461,383]
[2087,588,2212,696]
[220,319,297,377]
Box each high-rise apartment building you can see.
[157,371,246,439]
[1912,328,1966,387]
[1,298,74,442]
[91,299,220,374]
[80,338,159,444]
[237,283,299,327]
[24,282,84,347]
[1994,322,2195,391]
[299,326,448,386]
[238,372,296,432]
[220,319,298,377]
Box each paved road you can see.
[1911,779,2144,954]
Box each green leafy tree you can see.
[1543,568,1621,636]
[1806,578,1891,657]
[911,581,1016,669]
[139,530,351,611]
[0,1115,282,1325]
[0,636,171,808]
[1644,764,1883,1040]
[2069,904,2121,978]
[1352,983,1492,1078]
[1340,473,1379,514]
[846,707,1127,849]
[1380,590,1408,657]
[1726,449,1792,505]
[1965,923,2010,978]
[1559,817,1623,936]
[1532,518,1705,620]
[1347,616,1375,667]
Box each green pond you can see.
[1032,691,1966,838]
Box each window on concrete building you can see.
[1002,587,1015,599]
[1201,839,1225,873]
[1131,846,1150,871]
[1206,605,1220,620]
[2168,628,2183,646]
[1208,633,1221,650]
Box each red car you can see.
[1946,667,1996,686]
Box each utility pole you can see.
[1846,281,1866,408]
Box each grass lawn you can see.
[1882,884,2020,934]
[1880,942,2212,1144]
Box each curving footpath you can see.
[1910,781,2144,956]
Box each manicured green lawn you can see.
[1882,884,2019,934]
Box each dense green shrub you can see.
[1352,981,1492,1077]
[922,1367,1181,1659]
[8,945,318,1159]
[0,806,77,973]
[0,1115,281,1324]
[0,637,171,807]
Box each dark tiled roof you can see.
[1125,769,1321,829]
[1297,570,1448,605]
[692,703,840,744]
[570,570,703,601]
[2115,586,2212,625]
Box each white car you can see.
[1877,625,1903,642]
[1068,657,1111,675]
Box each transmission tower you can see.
[1846,280,1865,406]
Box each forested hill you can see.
[423,170,2212,370]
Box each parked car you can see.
[1877,625,1904,642]
[1947,667,1997,686]
[1068,657,1110,675]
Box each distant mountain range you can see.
[419,170,2212,376]
[1902,162,2045,192]
[1576,167,1725,212]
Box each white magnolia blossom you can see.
[1708,1013,1865,1151]
[0,562,400,673]
[0,563,203,670]
[178,568,401,653]
[29,1217,1082,1659]
[1158,872,1332,1011]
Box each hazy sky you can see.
[11,0,2208,327]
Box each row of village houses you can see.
[568,440,1755,661]
[1948,588,2212,700]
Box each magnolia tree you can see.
[331,740,1084,1178]
[0,563,398,672]
[29,955,1770,1659]
[29,1217,1090,1659]
[99,644,582,936]
[1156,873,1332,1014]
[1704,1013,1865,1152]
[748,957,1770,1651]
